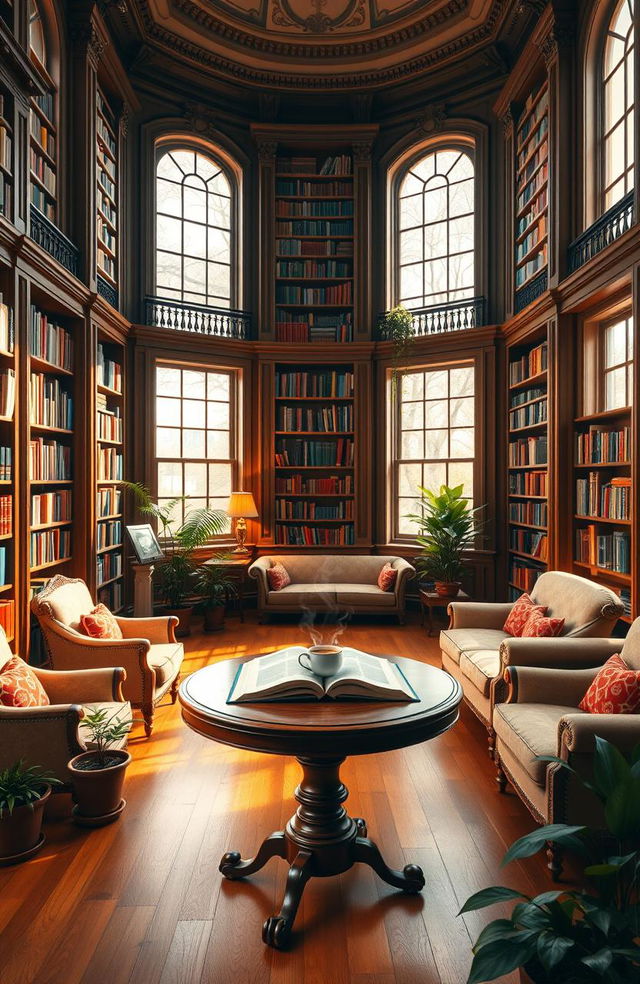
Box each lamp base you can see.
[232,545,250,555]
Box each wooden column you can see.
[255,140,277,340]
[352,138,374,339]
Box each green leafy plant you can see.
[459,737,640,983]
[79,707,132,769]
[407,484,484,584]
[379,305,414,388]
[194,556,239,610]
[122,482,228,609]
[0,760,60,817]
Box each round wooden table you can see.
[179,654,462,949]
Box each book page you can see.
[326,648,418,700]
[228,647,323,702]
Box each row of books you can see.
[275,438,354,467]
[97,407,123,442]
[99,222,116,251]
[275,524,355,545]
[276,180,352,197]
[515,245,548,287]
[509,342,548,385]
[276,501,353,519]
[276,220,353,236]
[97,520,122,550]
[97,344,123,392]
[275,200,353,218]
[620,587,632,617]
[0,368,15,418]
[0,173,8,216]
[274,321,353,343]
[276,156,352,176]
[510,529,548,560]
[98,150,115,182]
[0,445,11,480]
[275,476,353,494]
[0,494,11,535]
[98,191,116,226]
[30,148,56,194]
[516,214,547,263]
[97,486,122,516]
[277,406,353,432]
[97,118,116,159]
[31,490,72,526]
[98,580,122,612]
[509,436,548,467]
[517,157,548,207]
[98,170,116,202]
[517,86,548,145]
[31,185,55,219]
[509,399,547,430]
[30,373,73,430]
[98,448,123,482]
[276,284,352,304]
[30,112,55,157]
[98,248,115,280]
[97,550,122,585]
[277,239,353,257]
[517,129,548,182]
[32,92,54,123]
[510,386,546,408]
[0,599,14,641]
[576,526,630,574]
[509,470,548,496]
[509,501,548,527]
[516,187,548,239]
[510,559,544,593]
[276,370,354,398]
[576,475,631,520]
[30,528,71,569]
[0,545,7,585]
[0,296,13,354]
[576,426,630,464]
[30,306,73,370]
[29,438,71,481]
[276,260,351,278]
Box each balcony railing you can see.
[144,296,252,339]
[376,297,486,339]
[29,205,79,278]
[514,268,548,314]
[568,191,635,273]
[97,274,118,310]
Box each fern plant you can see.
[122,481,228,609]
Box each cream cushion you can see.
[460,650,500,697]
[40,579,96,631]
[147,644,185,685]
[440,628,510,665]
[268,584,339,606]
[621,618,640,670]
[494,702,581,786]
[335,584,396,607]
[531,572,624,637]
[263,555,399,584]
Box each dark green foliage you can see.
[0,761,60,817]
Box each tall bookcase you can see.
[0,88,13,221]
[514,81,549,309]
[275,152,354,342]
[96,336,124,611]
[96,86,118,300]
[29,88,56,221]
[507,331,549,599]
[0,276,15,645]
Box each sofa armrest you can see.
[559,712,640,756]
[33,666,126,703]
[447,602,513,630]
[500,636,619,672]
[505,665,598,707]
[392,558,414,596]
[116,615,178,644]
[0,704,85,784]
[248,557,271,605]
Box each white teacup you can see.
[298,645,343,677]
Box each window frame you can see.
[600,311,634,411]
[600,0,635,211]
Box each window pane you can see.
[398,462,421,497]
[207,430,230,458]
[603,2,635,211]
[209,463,232,498]
[450,366,474,396]
[399,194,422,230]
[183,400,206,428]
[156,396,179,426]
[401,401,423,431]
[182,370,206,398]
[424,400,448,428]
[402,431,423,458]
[448,460,474,498]
[208,401,230,429]
[157,427,181,457]
[605,366,627,410]
[450,397,474,427]
[156,366,181,396]
[605,320,627,367]
[208,373,230,401]
[184,463,207,496]
[425,370,448,399]
[399,228,422,265]
[158,462,182,497]
[401,372,423,401]
[421,462,447,492]
[450,428,474,458]
[157,214,181,251]
[425,429,448,458]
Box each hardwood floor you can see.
[0,615,567,984]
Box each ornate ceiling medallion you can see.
[272,0,366,34]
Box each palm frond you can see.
[177,507,228,551]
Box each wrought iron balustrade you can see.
[568,191,635,273]
[97,274,118,310]
[144,296,252,339]
[514,268,548,314]
[29,205,79,277]
[376,297,486,339]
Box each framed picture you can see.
[126,524,164,564]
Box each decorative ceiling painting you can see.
[203,0,439,35]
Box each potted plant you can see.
[407,484,484,597]
[123,482,228,637]
[0,761,59,864]
[378,304,414,389]
[68,706,132,826]
[195,556,239,632]
[459,736,640,983]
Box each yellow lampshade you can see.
[226,491,258,519]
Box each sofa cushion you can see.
[377,563,397,592]
[440,628,509,665]
[579,654,640,714]
[0,656,50,708]
[267,584,338,607]
[263,555,396,585]
[521,612,565,638]
[80,603,124,640]
[494,702,578,786]
[267,562,291,591]
[148,643,183,686]
[335,583,396,607]
[459,650,500,697]
[503,594,546,637]
[79,701,132,749]
[38,577,95,631]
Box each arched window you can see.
[155,146,234,309]
[396,148,475,309]
[602,0,635,210]
[29,0,59,223]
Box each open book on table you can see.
[227,647,419,704]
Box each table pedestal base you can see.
[219,756,425,949]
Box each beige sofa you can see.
[493,619,640,879]
[31,575,184,737]
[439,572,624,753]
[249,555,415,622]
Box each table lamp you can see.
[226,491,258,554]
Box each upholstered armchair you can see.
[31,575,184,737]
[493,620,640,879]
[440,572,624,754]
[0,630,131,790]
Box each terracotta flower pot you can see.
[0,785,50,865]
[434,581,461,598]
[68,749,131,823]
[203,606,225,632]
[164,606,193,637]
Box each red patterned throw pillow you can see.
[503,594,547,637]
[80,603,123,640]
[267,563,291,591]
[579,654,640,714]
[521,611,565,638]
[0,656,49,708]
[378,563,398,592]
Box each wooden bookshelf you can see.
[29,88,56,221]
[0,281,15,645]
[507,333,549,599]
[96,87,118,291]
[96,337,124,612]
[514,81,549,300]
[0,89,13,222]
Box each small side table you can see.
[203,554,254,622]
[420,589,470,636]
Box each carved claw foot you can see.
[262,915,290,949]
[262,849,312,949]
[353,837,425,894]
[354,817,368,838]
[219,851,242,877]
[401,863,426,894]
[219,832,287,880]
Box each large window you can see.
[397,148,475,310]
[154,363,237,532]
[603,315,633,409]
[602,0,635,210]
[155,147,233,308]
[393,364,475,536]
